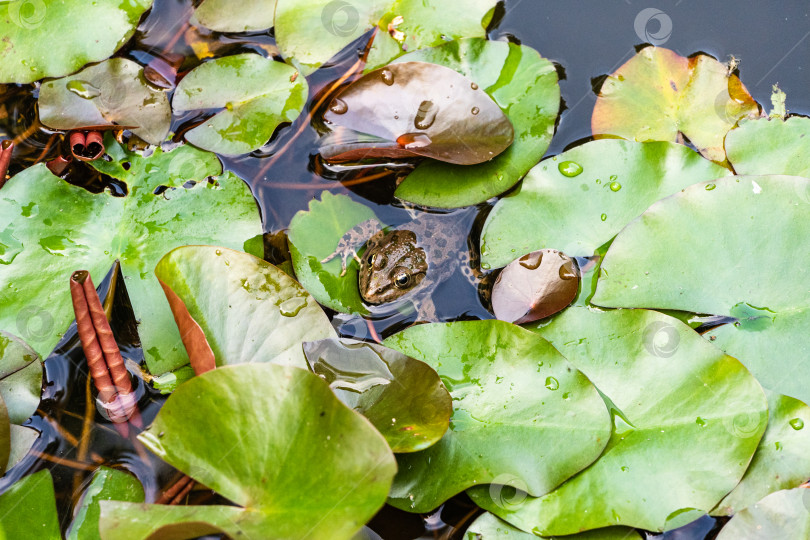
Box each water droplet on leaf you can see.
[329,98,348,114]
[558,161,583,177]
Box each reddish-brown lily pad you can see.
[321,62,513,165]
[491,250,580,324]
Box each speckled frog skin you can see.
[322,216,479,321]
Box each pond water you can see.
[2,0,809,538]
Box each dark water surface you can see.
[2,0,809,538]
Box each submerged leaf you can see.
[39,58,171,145]
[383,320,611,512]
[303,338,451,452]
[592,47,759,162]
[173,53,308,155]
[0,332,42,424]
[321,62,513,165]
[592,175,810,405]
[715,488,810,540]
[491,249,580,324]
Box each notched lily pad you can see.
[39,58,171,145]
[725,115,810,178]
[491,249,580,324]
[303,338,451,453]
[321,62,513,165]
[173,53,308,155]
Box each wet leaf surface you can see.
[491,249,580,324]
[321,62,513,165]
[592,47,759,162]
[0,142,262,376]
[0,470,60,539]
[480,140,730,269]
[712,391,810,516]
[39,58,171,145]
[191,0,276,32]
[592,175,810,405]
[726,115,810,177]
[6,424,37,472]
[715,488,810,540]
[303,338,451,453]
[392,38,560,207]
[173,53,308,155]
[67,467,144,540]
[465,512,642,540]
[471,308,767,535]
[383,320,611,512]
[155,246,336,370]
[0,332,41,424]
[119,363,396,540]
[0,0,153,84]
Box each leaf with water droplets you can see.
[155,246,336,370]
[39,58,171,144]
[470,308,767,535]
[173,53,307,155]
[592,47,759,163]
[321,62,513,165]
[383,320,611,512]
[491,249,580,324]
[303,338,451,452]
[714,488,810,540]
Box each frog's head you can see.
[359,230,428,304]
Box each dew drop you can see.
[66,80,101,99]
[705,183,716,191]
[470,82,478,90]
[471,106,480,115]
[695,417,706,427]
[600,213,607,221]
[518,251,543,270]
[380,68,394,85]
[329,98,348,114]
[397,132,432,149]
[414,100,438,130]
[609,181,622,192]
[559,262,577,280]
[544,376,559,390]
[790,418,804,430]
[558,161,583,177]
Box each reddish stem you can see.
[0,140,13,189]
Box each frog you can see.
[321,215,482,321]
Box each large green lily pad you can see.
[191,0,276,32]
[479,140,730,269]
[0,332,41,424]
[275,0,496,75]
[132,363,396,539]
[592,175,810,404]
[288,191,380,315]
[39,58,171,145]
[155,246,335,369]
[303,338,451,453]
[383,320,611,512]
[0,470,60,540]
[391,38,560,207]
[471,308,767,535]
[173,54,307,155]
[0,0,152,84]
[592,47,759,162]
[67,467,144,540]
[465,513,642,540]
[726,115,810,179]
[715,488,810,540]
[713,391,810,516]
[0,143,262,375]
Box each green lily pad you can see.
[465,512,642,540]
[173,53,308,155]
[0,0,152,84]
[391,38,560,208]
[303,338,451,453]
[288,191,380,315]
[0,332,41,424]
[382,320,611,512]
[479,140,731,269]
[713,391,810,516]
[67,467,144,540]
[274,0,496,75]
[0,470,60,540]
[726,116,810,179]
[135,363,396,539]
[155,246,336,369]
[39,58,171,145]
[470,308,767,535]
[715,488,810,540]
[591,175,810,405]
[99,503,251,540]
[191,0,276,32]
[592,47,759,163]
[0,142,262,376]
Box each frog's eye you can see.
[366,253,375,265]
[394,273,411,289]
